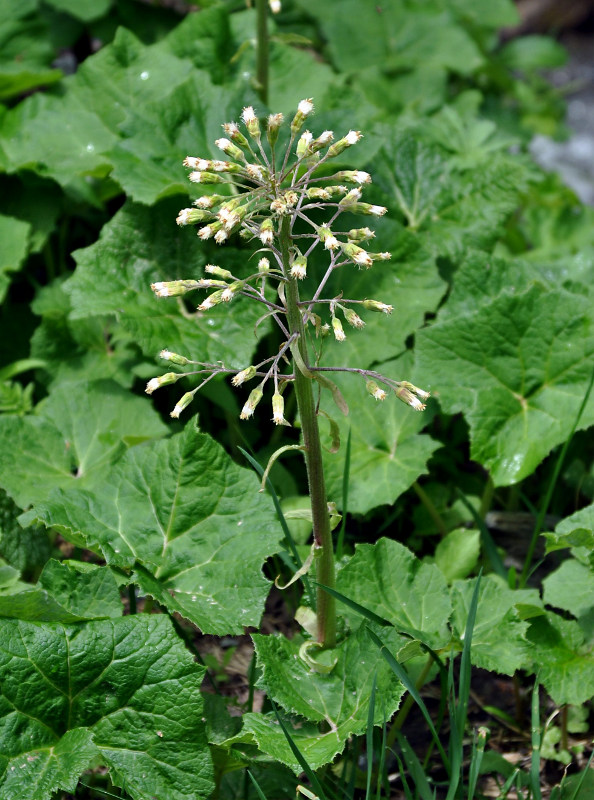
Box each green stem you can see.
[255,0,269,104]
[479,474,495,519]
[279,216,336,647]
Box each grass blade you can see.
[247,770,269,800]
[395,731,436,800]
[272,703,326,800]
[366,627,450,772]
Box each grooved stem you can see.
[279,216,336,647]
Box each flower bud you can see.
[272,392,290,425]
[326,130,362,158]
[151,280,200,297]
[221,280,244,301]
[370,251,391,261]
[183,157,210,170]
[341,241,373,268]
[332,317,346,342]
[145,372,180,394]
[290,255,307,279]
[205,264,234,280]
[269,0,281,12]
[318,226,339,250]
[344,308,365,329]
[159,350,190,366]
[189,171,225,184]
[259,218,274,245]
[267,113,284,147]
[306,187,331,201]
[332,170,371,185]
[240,387,263,419]
[210,160,243,174]
[270,197,288,215]
[198,220,223,240]
[222,121,249,148]
[310,130,334,153]
[291,98,314,134]
[215,137,244,160]
[399,381,431,401]
[395,386,426,411]
[198,289,226,311]
[176,208,212,226]
[245,163,267,182]
[348,227,375,242]
[232,365,257,386]
[338,187,362,209]
[194,194,225,209]
[366,380,386,401]
[351,202,387,216]
[171,391,195,418]
[296,131,313,158]
[258,257,270,273]
[241,106,261,139]
[362,299,393,314]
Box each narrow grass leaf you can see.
[247,770,269,800]
[366,627,449,770]
[272,704,326,800]
[395,731,436,800]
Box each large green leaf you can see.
[254,626,405,723]
[65,199,267,369]
[0,8,62,100]
[450,576,532,674]
[30,280,138,388]
[0,614,213,800]
[335,538,452,648]
[415,284,594,485]
[321,354,441,514]
[0,380,167,509]
[0,23,244,204]
[44,0,112,22]
[295,1,483,75]
[0,560,123,622]
[543,560,594,619]
[372,131,534,259]
[546,503,594,566]
[527,613,594,705]
[25,423,282,635]
[0,214,30,302]
[233,626,405,772]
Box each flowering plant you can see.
[146,99,429,647]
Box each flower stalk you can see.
[280,215,336,647]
